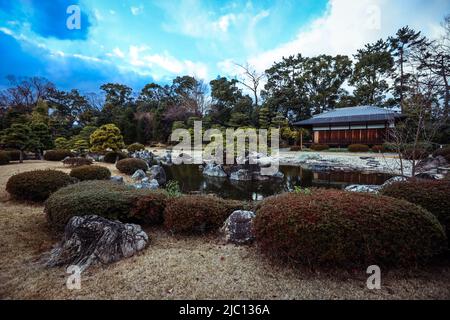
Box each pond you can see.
[163,164,392,201]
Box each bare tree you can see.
[234,62,265,107]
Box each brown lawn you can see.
[0,160,449,299]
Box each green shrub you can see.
[116,158,148,175]
[129,192,168,225]
[44,149,74,161]
[310,144,329,151]
[165,180,182,197]
[0,152,10,165]
[70,165,111,181]
[433,146,450,162]
[6,170,76,201]
[253,190,446,266]
[103,151,128,163]
[62,157,93,167]
[127,143,145,153]
[382,142,397,152]
[164,195,244,234]
[371,145,385,153]
[348,144,370,152]
[381,180,450,243]
[45,181,153,230]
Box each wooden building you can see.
[293,106,404,146]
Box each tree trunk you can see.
[19,150,23,163]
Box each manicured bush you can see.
[6,170,76,201]
[45,181,153,230]
[129,192,169,225]
[348,144,370,152]
[70,165,111,181]
[0,152,10,165]
[309,144,329,151]
[164,195,244,234]
[381,180,450,242]
[253,190,446,266]
[4,150,25,161]
[127,143,145,153]
[103,151,128,163]
[44,149,74,161]
[433,146,450,162]
[116,158,148,175]
[371,145,385,153]
[62,157,93,167]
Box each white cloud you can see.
[212,14,236,32]
[130,6,144,16]
[112,47,125,58]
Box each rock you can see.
[110,176,124,184]
[148,165,167,185]
[416,156,448,173]
[380,176,408,188]
[415,171,445,180]
[230,169,253,181]
[133,179,159,190]
[221,210,256,245]
[360,156,375,160]
[345,184,381,193]
[203,163,227,177]
[131,169,147,181]
[131,150,154,164]
[45,215,148,271]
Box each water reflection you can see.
[163,164,392,201]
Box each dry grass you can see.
[0,160,449,300]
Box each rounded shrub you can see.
[129,192,168,225]
[44,149,74,161]
[164,195,244,234]
[371,145,385,153]
[116,158,148,175]
[0,152,10,165]
[380,180,450,242]
[127,143,145,153]
[45,180,153,230]
[310,144,329,151]
[6,170,76,201]
[70,165,111,181]
[253,190,446,266]
[62,157,93,167]
[103,151,128,163]
[348,144,370,152]
[5,150,25,161]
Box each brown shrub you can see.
[116,158,148,175]
[348,144,370,152]
[69,165,111,181]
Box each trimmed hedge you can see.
[310,144,329,151]
[62,157,93,167]
[6,170,76,201]
[70,165,111,181]
[348,144,370,152]
[253,190,446,266]
[129,192,169,225]
[4,150,25,161]
[371,145,385,153]
[163,195,245,234]
[116,158,148,175]
[44,149,74,161]
[381,180,450,242]
[104,151,128,163]
[44,181,153,230]
[0,152,10,165]
[127,143,145,153]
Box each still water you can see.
[163,164,391,201]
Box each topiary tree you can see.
[90,124,125,159]
[54,137,71,150]
[72,139,89,154]
[1,123,32,163]
[30,122,53,159]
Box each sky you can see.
[0,0,449,93]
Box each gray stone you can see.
[221,210,256,244]
[110,176,124,184]
[380,176,408,188]
[45,215,148,271]
[133,178,159,190]
[148,165,167,185]
[416,156,448,173]
[415,171,445,180]
[345,184,381,193]
[131,169,147,181]
[203,163,227,177]
[230,169,253,181]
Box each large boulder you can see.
[131,150,154,164]
[416,156,448,173]
[380,176,409,188]
[131,169,147,181]
[45,215,149,271]
[230,169,253,181]
[203,163,227,177]
[221,210,256,244]
[148,165,167,185]
[110,176,124,184]
[133,178,159,190]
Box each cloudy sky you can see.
[0,0,448,92]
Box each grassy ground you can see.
[0,161,449,299]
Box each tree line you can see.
[1,19,449,155]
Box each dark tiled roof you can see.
[293,106,403,126]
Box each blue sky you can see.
[0,0,449,93]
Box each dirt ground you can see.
[0,160,449,299]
